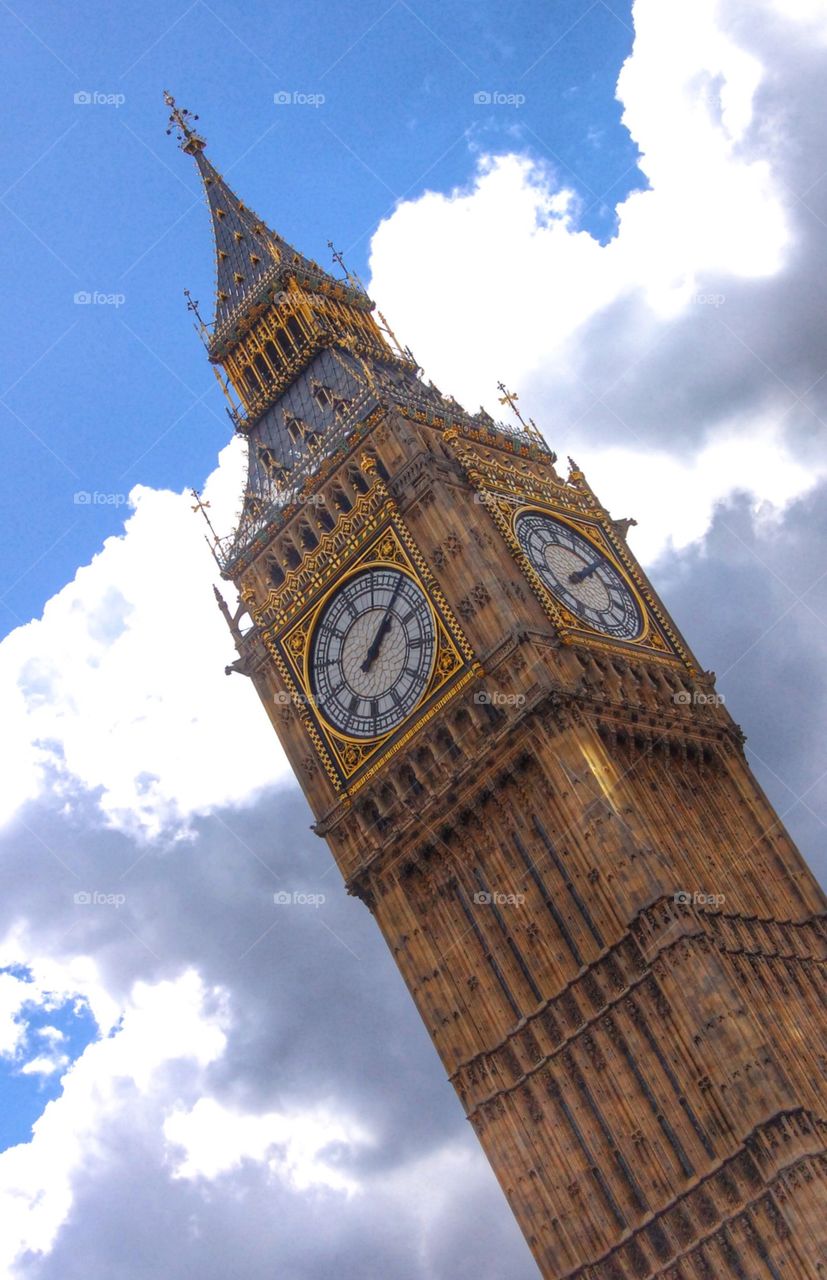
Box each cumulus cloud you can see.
[0,440,286,839]
[0,970,227,1271]
[164,1096,370,1191]
[0,789,535,1279]
[368,0,827,561]
[654,477,827,881]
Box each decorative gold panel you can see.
[266,512,477,793]
[442,425,694,671]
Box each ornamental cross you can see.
[190,488,219,541]
[497,382,528,427]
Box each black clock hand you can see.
[361,573,404,672]
[569,558,602,584]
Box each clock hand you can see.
[361,573,404,673]
[569,558,602,584]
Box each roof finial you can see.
[497,381,549,449]
[164,90,206,154]
[497,382,526,427]
[327,239,367,295]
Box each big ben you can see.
[166,95,827,1279]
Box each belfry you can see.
[168,94,827,1279]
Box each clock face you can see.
[308,566,436,739]
[515,511,643,640]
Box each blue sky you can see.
[0,0,638,635]
[0,966,97,1150]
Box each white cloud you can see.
[19,1054,69,1078]
[164,1097,370,1194]
[0,963,95,1066]
[0,970,226,1270]
[0,440,289,839]
[368,0,821,561]
[369,0,788,383]
[762,0,827,41]
[0,934,120,1041]
[565,417,824,563]
[35,1027,66,1046]
[0,972,31,1059]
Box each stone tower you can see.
[167,96,827,1280]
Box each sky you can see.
[1,0,827,1277]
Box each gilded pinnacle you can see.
[163,90,206,153]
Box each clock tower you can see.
[168,98,827,1280]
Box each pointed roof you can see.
[164,92,365,358]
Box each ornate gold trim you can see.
[255,485,391,629]
[509,505,653,645]
[441,426,694,671]
[267,501,475,792]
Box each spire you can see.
[164,92,353,355]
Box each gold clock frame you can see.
[484,492,684,665]
[273,519,477,793]
[439,422,696,672]
[301,559,438,742]
[511,505,652,646]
